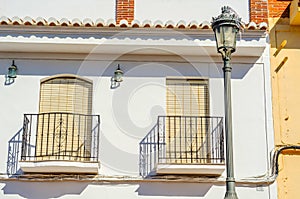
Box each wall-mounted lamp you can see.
[8,60,18,79]
[113,64,123,82]
[5,60,18,85]
[111,64,124,89]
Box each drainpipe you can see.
[237,145,300,184]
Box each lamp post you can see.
[212,6,241,199]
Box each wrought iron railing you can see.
[21,112,100,162]
[140,116,224,177]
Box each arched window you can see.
[39,74,93,115]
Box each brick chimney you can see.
[268,0,290,18]
[116,0,134,24]
[249,0,269,23]
[250,0,291,24]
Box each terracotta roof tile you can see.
[0,16,268,30]
[72,18,82,27]
[131,20,140,28]
[143,20,152,28]
[60,18,70,26]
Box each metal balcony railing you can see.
[21,112,100,162]
[140,116,224,177]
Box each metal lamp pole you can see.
[212,6,241,199]
[223,50,237,199]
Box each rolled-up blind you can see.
[37,75,93,161]
[39,76,92,115]
[167,78,209,116]
[166,78,210,164]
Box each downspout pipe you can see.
[237,145,300,184]
[273,146,300,176]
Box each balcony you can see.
[140,116,225,177]
[19,112,100,174]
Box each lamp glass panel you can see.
[221,25,237,49]
[8,67,17,78]
[215,26,223,50]
[114,71,123,82]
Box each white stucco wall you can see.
[0,0,115,20]
[0,29,275,199]
[135,0,250,23]
[0,58,226,175]
[0,54,273,175]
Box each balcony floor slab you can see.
[19,160,100,174]
[156,163,225,176]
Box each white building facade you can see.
[0,0,276,198]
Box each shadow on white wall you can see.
[136,182,212,196]
[2,181,88,199]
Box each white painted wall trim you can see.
[0,27,267,57]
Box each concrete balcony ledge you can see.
[19,160,100,174]
[156,163,225,176]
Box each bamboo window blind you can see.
[165,78,210,163]
[37,76,93,161]
[39,77,92,115]
[166,78,209,116]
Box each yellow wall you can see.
[269,17,300,199]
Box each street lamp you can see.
[212,6,241,199]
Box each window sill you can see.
[19,160,100,174]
